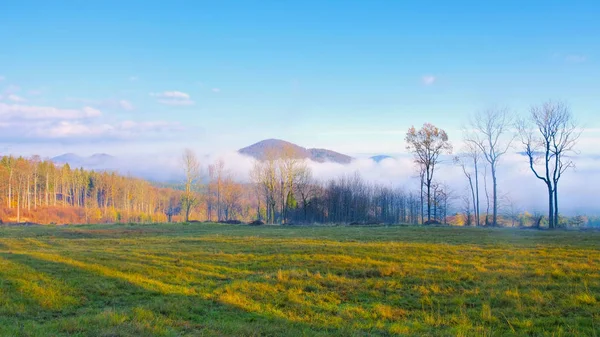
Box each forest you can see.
[0,101,597,228]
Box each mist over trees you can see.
[181,149,201,222]
[405,123,452,224]
[465,108,514,226]
[518,101,580,229]
[0,103,592,228]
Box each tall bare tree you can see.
[181,149,201,222]
[295,166,315,223]
[277,144,307,224]
[214,159,225,221]
[405,123,452,223]
[454,141,481,226]
[517,101,580,229]
[250,149,279,224]
[466,108,514,226]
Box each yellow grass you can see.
[0,223,598,336]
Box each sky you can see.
[1,1,600,214]
[1,0,599,155]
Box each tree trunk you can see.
[426,169,432,222]
[553,183,559,228]
[468,178,477,227]
[474,160,480,226]
[34,174,38,209]
[492,165,497,226]
[45,171,49,206]
[7,173,11,209]
[420,175,424,224]
[547,184,554,229]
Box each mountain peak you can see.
[370,155,392,163]
[238,139,353,164]
[52,153,115,167]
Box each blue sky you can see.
[1,0,599,157]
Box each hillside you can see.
[238,139,353,164]
[52,153,116,168]
[370,155,392,162]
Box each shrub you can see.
[219,219,243,224]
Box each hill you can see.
[370,155,392,162]
[239,139,353,164]
[52,153,116,168]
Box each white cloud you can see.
[565,54,587,63]
[45,121,115,138]
[151,91,195,106]
[212,88,221,93]
[157,99,195,106]
[37,120,180,139]
[7,94,26,102]
[5,84,20,93]
[67,97,134,111]
[118,100,134,111]
[151,91,190,99]
[422,75,436,85]
[118,120,181,132]
[82,106,102,118]
[0,102,102,120]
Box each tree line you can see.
[407,100,580,228]
[0,156,181,224]
[244,99,582,228]
[0,100,587,228]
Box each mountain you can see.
[87,153,114,166]
[238,139,353,164]
[51,153,116,168]
[309,148,353,164]
[51,153,83,164]
[370,155,392,163]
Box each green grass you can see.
[0,223,599,336]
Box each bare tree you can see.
[405,123,452,223]
[295,166,315,223]
[461,191,473,226]
[181,149,201,222]
[418,164,426,224]
[502,193,520,227]
[277,144,306,224]
[250,149,279,224]
[207,164,214,221]
[517,101,580,229]
[221,173,242,221]
[454,141,481,226]
[482,162,491,226]
[466,108,514,226]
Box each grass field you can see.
[0,223,598,336]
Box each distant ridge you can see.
[51,153,83,164]
[238,139,353,164]
[51,153,116,168]
[370,155,392,163]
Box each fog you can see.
[77,149,600,216]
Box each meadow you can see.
[0,223,598,336]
